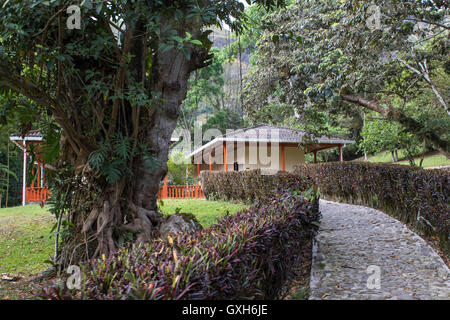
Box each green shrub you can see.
[295,162,449,253]
[200,169,315,204]
[39,191,320,300]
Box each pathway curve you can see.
[309,200,449,300]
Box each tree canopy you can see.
[243,0,449,157]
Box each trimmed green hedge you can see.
[295,162,449,253]
[200,169,315,204]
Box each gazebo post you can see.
[22,140,26,206]
[209,152,212,171]
[314,151,317,164]
[42,159,45,188]
[163,175,168,199]
[281,144,286,171]
[37,156,40,188]
[338,145,343,162]
[223,142,227,172]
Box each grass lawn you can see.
[158,199,248,227]
[0,205,55,299]
[0,199,248,299]
[355,150,450,168]
[0,205,55,277]
[396,153,450,167]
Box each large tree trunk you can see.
[56,42,211,268]
[131,50,192,212]
[1,7,213,269]
[341,94,450,159]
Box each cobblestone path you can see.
[310,200,449,300]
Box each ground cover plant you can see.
[39,190,320,300]
[0,200,248,299]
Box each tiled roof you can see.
[11,130,180,141]
[222,125,353,144]
[10,130,44,141]
[188,124,355,157]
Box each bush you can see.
[200,169,315,204]
[294,162,449,253]
[39,191,320,300]
[167,152,195,186]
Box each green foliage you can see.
[88,133,159,185]
[202,109,244,135]
[302,185,320,203]
[0,122,22,207]
[0,162,16,179]
[39,115,61,164]
[184,47,225,112]
[39,190,319,300]
[0,163,17,195]
[360,117,421,164]
[178,47,228,144]
[0,0,285,188]
[45,165,77,246]
[166,152,194,186]
[243,0,449,155]
[200,169,316,204]
[0,0,291,265]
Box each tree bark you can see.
[341,94,450,159]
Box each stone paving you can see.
[310,200,450,300]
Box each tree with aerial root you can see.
[0,0,285,269]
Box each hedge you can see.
[294,162,449,253]
[39,190,320,300]
[200,169,315,204]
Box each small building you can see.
[188,125,355,177]
[10,131,48,206]
[10,131,181,205]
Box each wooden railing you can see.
[158,184,205,199]
[24,185,204,203]
[25,187,50,203]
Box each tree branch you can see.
[396,57,449,116]
[341,93,449,159]
[0,61,84,156]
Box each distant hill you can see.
[209,26,250,67]
[183,27,251,124]
[209,26,233,49]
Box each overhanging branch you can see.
[341,93,449,159]
[0,61,84,156]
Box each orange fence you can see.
[25,187,50,203]
[24,185,204,203]
[158,184,205,199]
